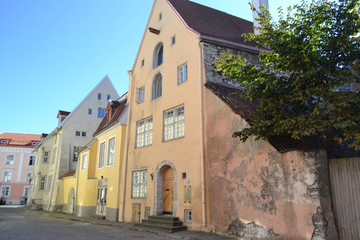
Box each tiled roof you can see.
[93,98,127,136]
[58,110,71,116]
[167,0,258,49]
[0,132,42,148]
[58,170,76,179]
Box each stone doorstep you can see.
[135,215,187,233]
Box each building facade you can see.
[0,133,41,205]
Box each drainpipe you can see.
[198,37,206,228]
[120,70,134,222]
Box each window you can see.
[98,141,106,168]
[171,35,176,45]
[136,117,153,148]
[136,87,145,104]
[23,186,30,197]
[47,175,52,192]
[107,95,111,101]
[26,172,33,183]
[132,170,147,198]
[43,151,49,163]
[98,108,106,118]
[88,108,92,115]
[153,43,163,68]
[81,153,88,170]
[141,59,145,67]
[5,154,14,165]
[76,131,80,136]
[178,63,188,84]
[28,156,36,165]
[73,146,81,161]
[39,176,46,190]
[1,186,10,197]
[184,185,192,203]
[98,93,102,100]
[3,171,12,182]
[145,207,151,219]
[107,137,116,166]
[164,105,185,141]
[31,142,37,145]
[151,73,162,100]
[184,209,192,223]
[0,140,6,144]
[82,131,86,137]
[158,12,162,21]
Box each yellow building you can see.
[62,94,128,221]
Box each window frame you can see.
[43,151,49,163]
[136,116,153,148]
[178,63,188,85]
[26,172,33,183]
[39,176,46,190]
[184,209,192,223]
[23,186,31,197]
[131,169,147,198]
[98,108,107,118]
[28,155,36,166]
[98,93,102,100]
[136,86,145,104]
[1,186,11,197]
[107,136,116,166]
[81,152,88,171]
[151,73,162,101]
[5,154,14,165]
[3,170,13,182]
[98,141,106,169]
[153,42,164,69]
[163,105,185,142]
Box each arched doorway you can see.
[154,161,177,216]
[162,166,174,214]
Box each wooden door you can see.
[162,166,174,214]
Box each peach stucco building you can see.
[0,132,42,205]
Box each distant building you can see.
[30,75,119,211]
[0,132,41,205]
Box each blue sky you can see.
[0,0,301,135]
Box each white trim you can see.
[106,135,116,167]
[97,140,106,169]
[81,152,89,171]
[2,169,13,182]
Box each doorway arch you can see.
[154,161,177,216]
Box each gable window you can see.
[98,93,102,100]
[82,132,86,137]
[153,43,163,68]
[88,108,92,115]
[5,154,14,165]
[3,171,13,182]
[39,176,46,190]
[28,156,36,165]
[164,105,185,141]
[76,131,80,136]
[73,146,81,161]
[171,35,176,45]
[107,137,116,166]
[107,95,111,101]
[178,63,188,84]
[98,141,106,168]
[151,73,162,100]
[132,170,147,198]
[81,153,88,170]
[136,117,153,148]
[136,87,145,104]
[43,151,49,163]
[158,12,162,21]
[98,108,106,118]
[26,172,33,183]
[1,186,10,197]
[0,140,6,144]
[141,59,145,67]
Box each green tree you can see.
[215,0,360,150]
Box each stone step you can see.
[135,215,187,233]
[135,222,187,233]
[141,218,184,227]
[147,215,179,222]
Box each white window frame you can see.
[98,141,106,169]
[153,42,163,69]
[136,117,153,148]
[5,154,14,165]
[178,63,188,84]
[163,105,185,141]
[43,151,49,163]
[26,172,33,183]
[39,176,46,190]
[3,170,13,182]
[107,136,116,166]
[28,155,36,166]
[1,186,11,197]
[23,186,31,197]
[81,152,88,171]
[136,86,145,104]
[131,169,147,198]
[184,209,192,223]
[151,73,162,101]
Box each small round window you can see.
[31,142,37,145]
[0,140,6,144]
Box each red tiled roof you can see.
[93,98,127,136]
[0,132,42,148]
[167,0,258,49]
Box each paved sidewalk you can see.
[23,207,237,240]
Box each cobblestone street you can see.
[0,206,236,240]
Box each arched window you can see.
[152,73,162,100]
[153,43,163,68]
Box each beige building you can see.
[30,76,119,211]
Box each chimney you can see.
[252,0,269,35]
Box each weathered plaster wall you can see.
[203,43,338,239]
